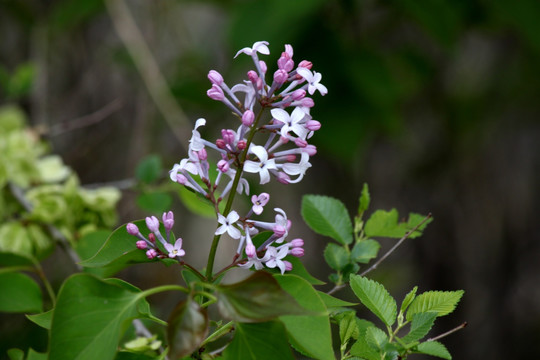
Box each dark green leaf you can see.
[167,298,208,359]
[49,274,151,360]
[0,272,42,313]
[275,274,334,360]
[222,321,294,360]
[7,348,24,360]
[402,312,437,343]
[135,155,162,184]
[351,239,380,263]
[26,309,53,330]
[323,243,350,271]
[416,340,452,359]
[215,272,311,322]
[136,192,172,214]
[178,187,217,218]
[350,275,397,326]
[406,290,464,321]
[0,251,35,267]
[317,291,357,308]
[26,349,47,360]
[364,209,431,239]
[302,195,354,245]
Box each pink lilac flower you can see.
[215,211,241,239]
[251,193,270,215]
[243,145,277,184]
[296,68,328,96]
[261,245,289,274]
[164,238,185,258]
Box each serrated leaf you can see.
[167,298,209,359]
[222,321,294,360]
[400,286,418,313]
[0,272,42,313]
[26,309,53,330]
[135,155,162,184]
[406,290,464,321]
[302,195,353,245]
[358,183,370,214]
[365,326,388,351]
[351,239,380,263]
[416,341,452,359]
[215,272,311,322]
[324,243,350,271]
[364,209,431,239]
[337,310,358,344]
[275,274,334,360]
[349,333,380,360]
[350,275,397,326]
[49,274,151,360]
[402,312,437,343]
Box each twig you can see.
[359,213,432,277]
[105,0,191,151]
[47,98,123,136]
[426,322,467,342]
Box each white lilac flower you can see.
[273,208,290,243]
[296,67,328,96]
[234,41,270,58]
[271,107,310,140]
[189,118,206,152]
[215,211,242,239]
[281,152,312,184]
[238,255,264,271]
[243,145,277,185]
[164,238,185,258]
[261,245,289,274]
[169,158,198,181]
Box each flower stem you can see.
[201,321,234,347]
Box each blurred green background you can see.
[1,0,539,359]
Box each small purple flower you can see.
[261,245,289,274]
[251,193,270,215]
[164,238,185,258]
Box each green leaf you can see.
[323,243,350,271]
[0,272,42,313]
[351,239,380,263]
[167,298,208,359]
[215,271,311,322]
[365,326,388,351]
[364,209,431,239]
[400,286,418,313]
[337,310,358,344]
[222,321,294,360]
[49,274,151,360]
[0,251,35,267]
[349,333,380,360]
[7,348,24,360]
[178,187,221,218]
[274,274,334,360]
[26,309,53,330]
[416,341,452,359]
[136,192,172,214]
[282,256,325,285]
[402,312,437,343]
[406,290,464,321]
[26,349,47,360]
[135,155,162,184]
[358,183,370,214]
[302,195,353,245]
[317,291,357,308]
[350,275,397,326]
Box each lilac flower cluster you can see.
[127,41,326,274]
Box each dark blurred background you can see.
[1,0,539,359]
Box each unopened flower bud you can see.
[207,70,223,85]
[221,129,235,144]
[145,216,160,233]
[290,247,304,257]
[273,69,288,85]
[259,60,267,74]
[283,260,293,271]
[197,148,208,161]
[286,154,296,162]
[237,140,247,150]
[291,89,306,100]
[242,110,255,126]
[298,60,312,69]
[247,70,259,83]
[306,120,321,131]
[290,238,304,247]
[294,138,308,148]
[277,172,290,184]
[136,240,147,249]
[304,144,317,156]
[162,211,174,231]
[245,243,256,258]
[148,233,156,243]
[146,249,157,259]
[301,97,314,108]
[127,223,139,236]
[207,84,224,101]
[217,159,230,172]
[273,225,287,237]
[216,139,226,149]
[176,173,188,185]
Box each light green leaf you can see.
[26,309,53,330]
[365,326,388,351]
[167,298,208,359]
[350,275,397,326]
[49,274,151,360]
[402,312,437,343]
[302,195,353,245]
[0,272,42,313]
[336,310,358,344]
[358,183,370,214]
[274,274,334,360]
[364,209,431,239]
[400,286,418,313]
[349,333,380,360]
[416,340,452,359]
[222,321,294,360]
[324,243,350,271]
[351,239,380,263]
[215,272,311,322]
[406,290,464,321]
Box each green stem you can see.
[31,261,56,307]
[205,108,266,280]
[201,321,234,347]
[139,284,189,299]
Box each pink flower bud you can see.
[216,139,226,149]
[273,225,287,237]
[286,154,296,162]
[148,233,156,243]
[207,70,223,85]
[247,70,259,83]
[306,120,321,131]
[197,148,208,161]
[245,243,256,258]
[280,135,289,143]
[237,140,247,150]
[176,173,188,184]
[145,216,160,233]
[273,69,288,85]
[259,60,267,74]
[136,240,147,249]
[277,172,290,184]
[256,78,263,90]
[221,129,235,144]
[278,57,294,72]
[303,144,317,156]
[291,89,306,100]
[283,260,293,271]
[290,247,304,257]
[301,97,314,108]
[242,110,255,126]
[127,223,139,236]
[217,159,230,172]
[290,238,304,247]
[146,249,157,259]
[162,211,174,231]
[298,60,312,69]
[207,84,224,101]
[284,44,294,58]
[294,138,308,148]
